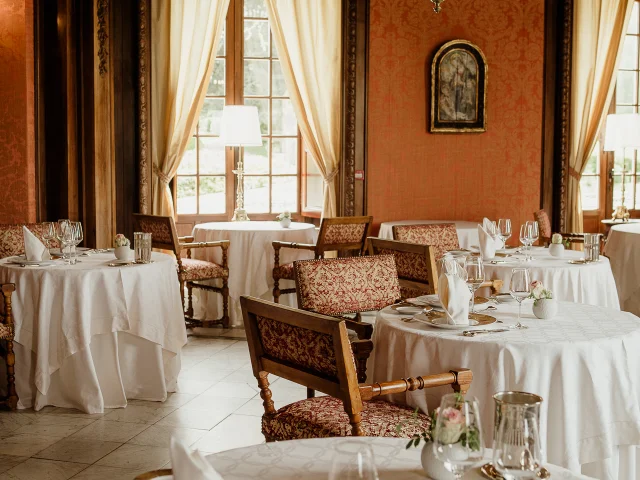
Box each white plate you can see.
[392,305,427,315]
[412,313,479,329]
[447,250,471,256]
[6,256,58,266]
[416,294,442,308]
[405,298,431,307]
[494,293,517,304]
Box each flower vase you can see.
[548,243,565,258]
[114,246,131,261]
[532,298,557,319]
[279,218,291,228]
[421,443,455,480]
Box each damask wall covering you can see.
[367,0,544,238]
[0,0,36,224]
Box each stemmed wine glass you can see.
[493,409,543,479]
[525,221,539,257]
[465,256,485,314]
[497,219,511,251]
[509,268,531,329]
[42,222,55,256]
[519,224,532,261]
[433,393,485,480]
[68,222,83,265]
[55,220,73,264]
[328,440,379,480]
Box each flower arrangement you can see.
[529,280,553,302]
[114,234,130,248]
[551,233,563,244]
[276,211,291,222]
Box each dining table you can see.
[190,221,317,326]
[378,220,480,250]
[368,302,640,479]
[605,222,640,317]
[0,251,186,413]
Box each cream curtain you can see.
[151,0,230,217]
[568,0,633,232]
[265,0,342,218]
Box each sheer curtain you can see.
[265,0,342,218]
[567,0,633,232]
[151,0,230,217]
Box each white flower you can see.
[551,233,563,244]
[532,284,545,299]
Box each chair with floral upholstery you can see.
[391,223,459,260]
[0,283,18,410]
[132,214,230,328]
[240,296,472,442]
[272,216,373,304]
[0,223,60,259]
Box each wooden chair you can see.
[272,215,373,303]
[534,209,591,247]
[132,214,230,328]
[240,296,472,441]
[0,284,18,410]
[392,223,459,260]
[134,470,172,480]
[0,223,60,258]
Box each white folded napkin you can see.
[477,224,502,260]
[23,227,51,261]
[482,217,499,236]
[170,437,223,480]
[436,271,472,325]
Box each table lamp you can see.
[603,113,640,221]
[219,106,263,221]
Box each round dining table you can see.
[481,246,619,309]
[0,251,186,413]
[206,437,594,479]
[378,220,480,249]
[190,221,317,326]
[605,222,640,317]
[368,302,640,479]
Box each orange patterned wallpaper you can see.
[0,0,36,224]
[367,0,544,238]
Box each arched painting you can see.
[431,40,487,133]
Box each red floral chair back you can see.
[132,214,181,254]
[294,255,400,316]
[0,223,60,258]
[315,216,373,255]
[533,209,552,239]
[392,223,459,260]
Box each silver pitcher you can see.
[492,391,543,445]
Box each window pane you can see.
[177,177,197,214]
[629,2,639,34]
[305,152,324,211]
[199,98,225,135]
[272,60,287,96]
[272,99,297,135]
[583,143,599,175]
[199,176,226,214]
[271,37,279,58]
[244,139,269,174]
[613,174,634,207]
[244,59,270,96]
[617,70,636,105]
[614,150,634,173]
[621,36,639,70]
[636,177,640,208]
[199,138,225,174]
[216,26,226,56]
[207,59,225,96]
[272,176,297,212]
[245,176,270,213]
[244,20,270,57]
[616,105,635,113]
[178,137,197,174]
[579,175,599,210]
[244,0,267,18]
[244,98,269,134]
[272,138,297,174]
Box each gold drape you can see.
[151,0,230,217]
[568,0,633,231]
[265,0,342,218]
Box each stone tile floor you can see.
[0,335,307,479]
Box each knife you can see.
[462,328,511,337]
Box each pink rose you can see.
[441,407,464,424]
[531,280,541,288]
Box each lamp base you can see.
[232,208,250,222]
[612,205,630,222]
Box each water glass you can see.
[328,441,379,480]
[493,409,543,479]
[465,256,485,314]
[56,220,74,264]
[519,224,532,261]
[134,232,152,264]
[509,268,531,329]
[583,234,600,262]
[42,222,55,255]
[526,221,539,255]
[69,222,83,265]
[498,219,511,250]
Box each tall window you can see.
[580,142,600,211]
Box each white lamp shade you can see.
[219,106,263,146]
[603,113,640,151]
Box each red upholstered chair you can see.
[0,284,18,410]
[534,209,587,247]
[0,223,60,258]
[133,214,230,328]
[392,223,459,260]
[240,296,472,441]
[272,216,373,304]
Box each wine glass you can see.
[69,222,83,265]
[493,410,543,479]
[519,224,532,261]
[497,219,511,251]
[42,222,55,255]
[509,268,531,329]
[55,220,73,264]
[328,440,379,480]
[432,393,485,479]
[465,256,485,314]
[526,221,539,255]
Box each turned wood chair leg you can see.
[257,372,277,442]
[349,412,364,436]
[179,278,186,315]
[186,283,194,318]
[273,279,281,304]
[221,278,230,328]
[5,338,17,410]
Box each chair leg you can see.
[273,278,280,304]
[186,283,194,318]
[5,337,18,410]
[306,387,315,399]
[179,278,186,314]
[349,413,364,436]
[257,372,276,415]
[221,278,229,328]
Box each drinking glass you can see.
[465,256,485,314]
[328,440,379,480]
[493,409,543,479]
[433,393,485,480]
[509,268,531,329]
[42,222,55,255]
[583,233,600,262]
[519,224,532,261]
[525,221,539,255]
[69,222,83,265]
[56,220,74,264]
[497,219,512,251]
[134,232,152,264]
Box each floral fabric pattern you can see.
[534,209,552,239]
[257,315,339,378]
[378,248,433,283]
[295,255,400,315]
[392,223,459,260]
[137,218,174,246]
[180,258,228,281]
[0,323,12,340]
[263,396,432,440]
[0,223,60,259]
[273,262,295,280]
[323,223,367,246]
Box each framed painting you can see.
[430,40,487,133]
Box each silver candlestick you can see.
[232,148,250,221]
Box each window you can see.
[580,142,600,211]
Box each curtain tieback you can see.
[153,164,171,185]
[568,167,582,181]
[324,169,339,184]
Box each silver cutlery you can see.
[462,328,512,337]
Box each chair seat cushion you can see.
[181,258,228,281]
[262,396,431,440]
[273,262,295,280]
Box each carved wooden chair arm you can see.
[179,240,230,265]
[359,368,472,401]
[272,241,317,268]
[178,235,195,243]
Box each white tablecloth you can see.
[482,246,620,309]
[369,303,640,479]
[378,220,480,249]
[191,221,317,326]
[606,223,640,317]
[0,252,186,413]
[207,437,593,479]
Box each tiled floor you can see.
[0,336,306,479]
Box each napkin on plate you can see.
[170,437,223,480]
[477,223,502,260]
[23,226,51,261]
[435,271,471,325]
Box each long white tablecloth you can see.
[207,437,594,479]
[369,303,640,479]
[378,220,480,249]
[0,252,186,413]
[191,221,317,327]
[482,246,620,309]
[606,223,640,317]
